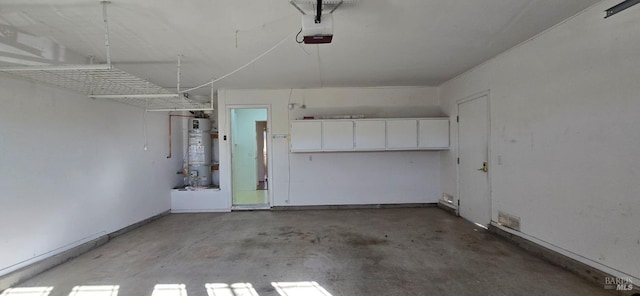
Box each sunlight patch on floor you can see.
[271,282,332,296]
[67,285,119,296]
[0,286,53,296]
[151,284,187,296]
[205,283,259,296]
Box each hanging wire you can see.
[295,28,304,44]
[180,30,297,94]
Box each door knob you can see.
[477,162,488,172]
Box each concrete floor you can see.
[8,208,610,296]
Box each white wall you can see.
[218,87,443,207]
[0,75,183,276]
[439,0,639,280]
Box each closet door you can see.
[354,120,386,150]
[386,119,418,149]
[290,121,322,151]
[418,119,450,149]
[322,121,354,151]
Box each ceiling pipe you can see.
[90,94,179,99]
[605,0,640,18]
[167,113,195,159]
[177,54,182,94]
[2,64,112,71]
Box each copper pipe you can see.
[167,113,195,159]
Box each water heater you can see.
[187,118,211,187]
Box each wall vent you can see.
[441,193,454,204]
[498,211,521,231]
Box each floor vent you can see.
[498,211,521,231]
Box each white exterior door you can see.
[458,95,491,226]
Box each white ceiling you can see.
[0,0,602,94]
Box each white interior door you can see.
[230,108,269,207]
[458,95,491,226]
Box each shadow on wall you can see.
[0,23,87,67]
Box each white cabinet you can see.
[290,121,322,151]
[322,121,354,150]
[354,120,386,150]
[386,119,418,149]
[418,119,449,149]
[290,118,449,152]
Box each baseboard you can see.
[272,203,437,211]
[489,224,640,295]
[171,209,231,213]
[0,210,170,291]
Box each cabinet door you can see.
[290,121,322,151]
[418,119,449,149]
[386,119,418,149]
[354,120,386,150]
[322,121,354,150]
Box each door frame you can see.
[456,90,492,226]
[226,104,273,208]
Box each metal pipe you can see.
[167,114,195,159]
[89,94,179,99]
[177,55,181,94]
[149,107,214,112]
[0,64,112,71]
[316,0,322,23]
[605,0,640,18]
[101,1,112,67]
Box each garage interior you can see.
[0,0,638,295]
